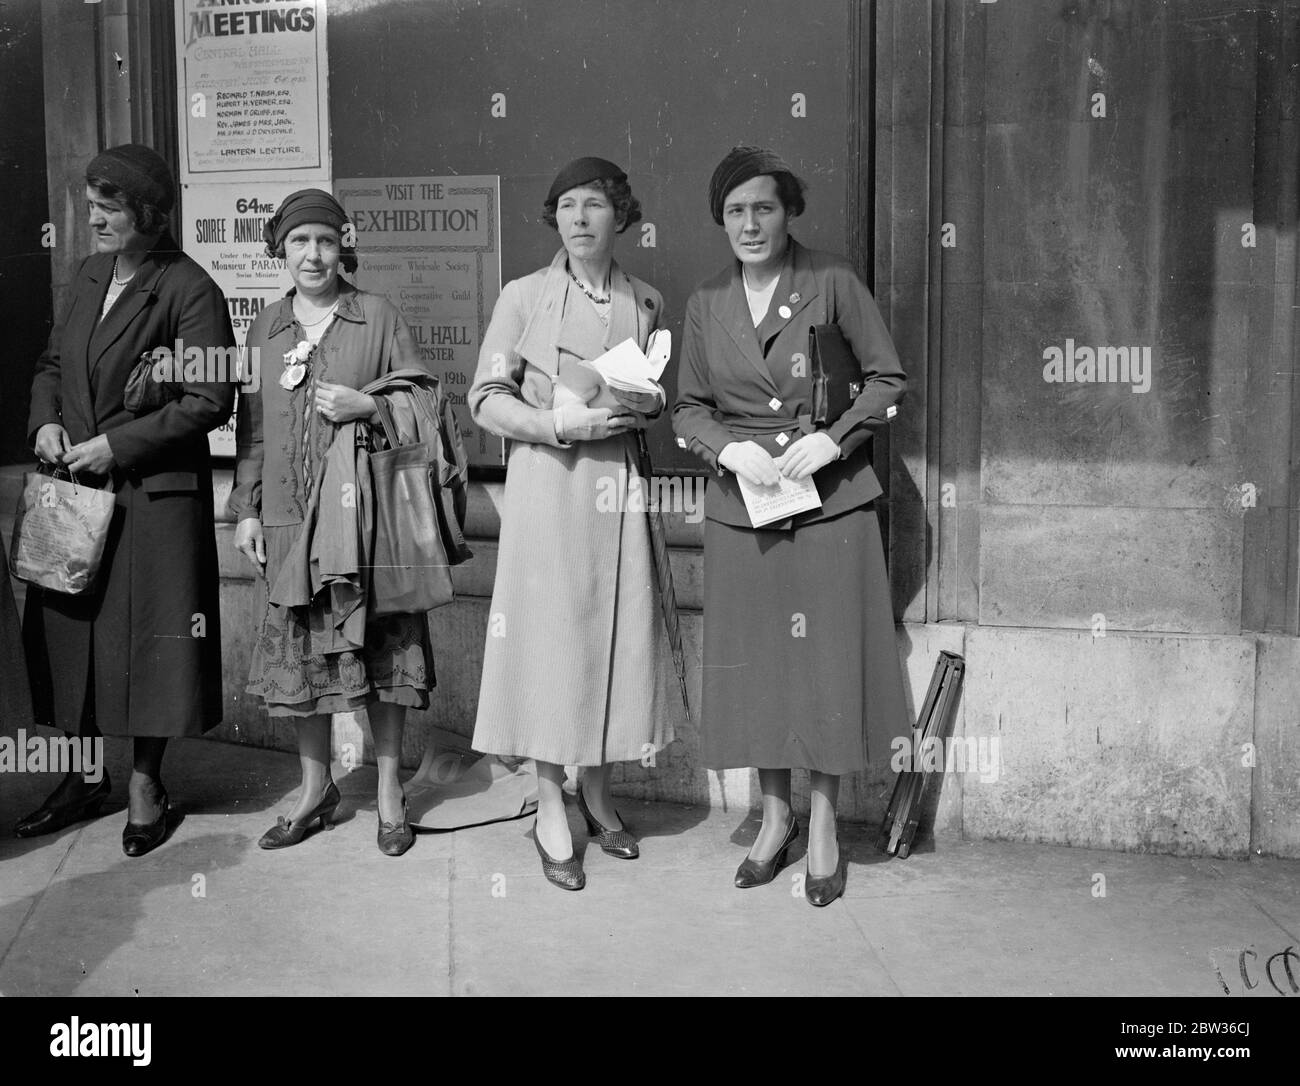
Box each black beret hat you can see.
[545,157,627,206]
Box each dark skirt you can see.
[246,524,433,717]
[701,504,908,774]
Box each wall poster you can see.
[335,175,503,466]
[175,0,330,183]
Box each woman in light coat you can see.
[470,157,679,890]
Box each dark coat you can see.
[23,234,236,737]
[672,237,907,528]
[1,558,34,729]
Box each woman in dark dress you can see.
[17,144,236,856]
[672,146,910,906]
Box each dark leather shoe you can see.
[377,795,414,856]
[533,823,585,890]
[577,785,638,859]
[806,838,846,906]
[735,816,799,888]
[258,779,341,850]
[122,792,169,857]
[14,773,112,838]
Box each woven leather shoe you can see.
[577,786,638,859]
[532,822,585,890]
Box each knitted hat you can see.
[262,188,349,254]
[85,144,175,213]
[707,145,803,225]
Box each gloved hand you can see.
[553,404,636,443]
[718,440,781,487]
[774,431,840,479]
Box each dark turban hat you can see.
[545,157,627,206]
[707,145,804,225]
[263,188,350,254]
[86,144,175,214]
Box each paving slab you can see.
[1,737,1296,997]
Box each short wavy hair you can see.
[542,176,642,234]
[86,176,170,236]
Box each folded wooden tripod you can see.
[878,650,966,858]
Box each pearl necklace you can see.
[111,258,136,286]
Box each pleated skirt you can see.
[700,504,908,774]
[471,433,680,766]
[246,523,433,717]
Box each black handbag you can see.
[808,324,862,427]
[123,349,182,414]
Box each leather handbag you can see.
[123,349,183,414]
[367,398,455,615]
[808,324,863,427]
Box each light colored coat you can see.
[468,250,679,766]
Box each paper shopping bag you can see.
[8,471,115,595]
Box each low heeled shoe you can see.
[14,773,112,838]
[734,816,799,889]
[377,795,415,856]
[805,858,846,907]
[122,791,170,858]
[533,823,585,891]
[805,837,846,906]
[577,786,638,859]
[258,780,341,850]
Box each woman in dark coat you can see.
[1,559,34,732]
[17,144,236,855]
[672,146,910,906]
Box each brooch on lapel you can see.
[280,340,314,390]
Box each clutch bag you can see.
[123,350,182,414]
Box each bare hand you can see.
[314,382,376,424]
[718,440,781,487]
[34,423,71,465]
[234,517,266,575]
[63,434,115,476]
[553,404,636,443]
[774,432,840,480]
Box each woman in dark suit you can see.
[673,146,910,906]
[17,144,236,855]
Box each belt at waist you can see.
[715,414,815,437]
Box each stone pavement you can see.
[0,736,1296,998]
